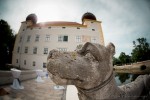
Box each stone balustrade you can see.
[0,70,37,85]
[114,60,150,74]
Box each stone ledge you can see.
[0,70,37,85]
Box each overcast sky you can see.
[0,0,150,57]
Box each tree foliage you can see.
[113,37,150,65]
[119,52,132,65]
[113,52,131,66]
[113,57,121,66]
[0,19,15,69]
[131,38,150,62]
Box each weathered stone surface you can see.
[47,42,150,100]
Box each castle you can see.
[12,12,104,69]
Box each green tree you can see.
[118,52,132,65]
[119,52,126,65]
[0,19,15,70]
[131,38,150,62]
[113,57,121,66]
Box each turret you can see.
[82,12,97,25]
[26,13,37,26]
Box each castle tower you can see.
[82,12,105,45]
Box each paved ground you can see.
[0,78,66,100]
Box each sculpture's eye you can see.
[85,52,96,61]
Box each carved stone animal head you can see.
[47,42,115,90]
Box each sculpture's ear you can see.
[78,42,102,61]
[106,42,115,56]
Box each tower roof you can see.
[82,12,96,22]
[26,14,37,24]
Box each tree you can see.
[119,52,126,65]
[118,52,132,65]
[113,57,121,66]
[131,38,150,62]
[0,19,15,70]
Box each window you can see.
[17,47,20,53]
[19,37,22,42]
[33,47,37,54]
[43,63,46,68]
[27,35,31,42]
[24,47,28,53]
[24,60,26,65]
[58,48,67,52]
[45,35,50,42]
[16,59,18,63]
[76,36,82,42]
[58,36,63,42]
[43,48,48,54]
[35,35,39,42]
[33,61,36,66]
[58,35,68,42]
[91,37,97,43]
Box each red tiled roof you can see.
[30,21,86,27]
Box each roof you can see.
[82,12,96,22]
[28,21,87,28]
[26,14,37,24]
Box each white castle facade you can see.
[12,12,104,69]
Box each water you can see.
[115,73,139,86]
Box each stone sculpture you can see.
[47,42,150,100]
